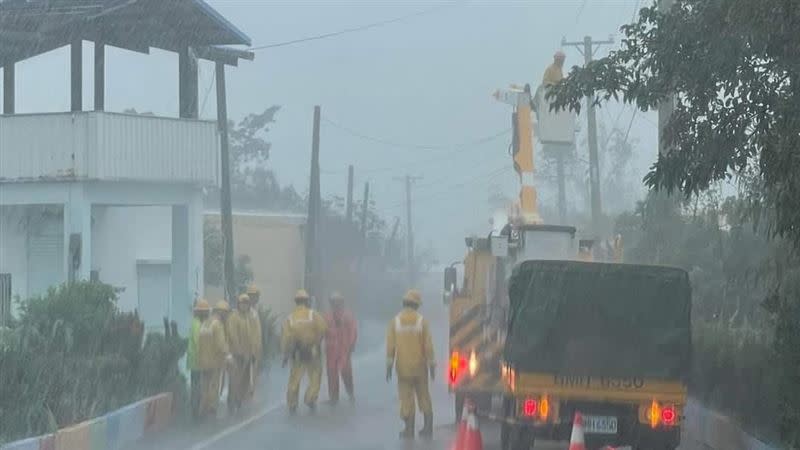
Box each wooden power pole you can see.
[304,106,322,299]
[395,175,422,286]
[562,35,613,233]
[215,62,236,304]
[346,165,354,223]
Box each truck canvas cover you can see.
[504,260,691,380]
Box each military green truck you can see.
[500,260,691,450]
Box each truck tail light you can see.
[523,399,537,417]
[661,405,676,426]
[642,400,679,428]
[449,351,467,386]
[538,395,550,420]
[449,352,460,385]
[468,350,479,376]
[648,400,661,428]
[520,395,553,421]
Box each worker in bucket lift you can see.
[543,49,566,86]
[245,284,263,401]
[226,293,259,414]
[198,299,233,419]
[324,291,357,405]
[386,289,436,439]
[282,289,328,414]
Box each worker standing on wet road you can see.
[227,293,259,414]
[282,289,328,414]
[187,298,208,420]
[198,300,233,418]
[386,289,436,439]
[245,284,263,401]
[324,291,357,405]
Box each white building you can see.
[0,1,253,336]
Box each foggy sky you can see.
[1,0,660,262]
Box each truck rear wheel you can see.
[501,423,534,450]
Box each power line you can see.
[248,4,451,51]
[322,117,510,151]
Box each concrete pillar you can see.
[63,184,92,281]
[171,204,189,335]
[94,42,105,111]
[3,63,14,114]
[71,40,83,112]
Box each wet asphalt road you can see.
[129,283,703,450]
[129,287,522,450]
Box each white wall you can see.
[0,205,30,314]
[92,205,171,312]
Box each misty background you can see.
[1,0,659,262]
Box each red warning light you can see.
[523,399,537,417]
[661,406,676,425]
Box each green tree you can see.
[205,107,304,212]
[202,221,254,293]
[548,1,800,443]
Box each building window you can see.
[0,274,11,326]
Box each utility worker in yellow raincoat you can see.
[282,289,327,414]
[386,289,436,439]
[245,284,263,400]
[188,299,209,419]
[198,299,233,418]
[227,293,259,414]
[543,49,566,86]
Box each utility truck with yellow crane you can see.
[444,70,689,450]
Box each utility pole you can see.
[359,182,370,239]
[395,175,422,286]
[556,150,567,224]
[304,106,322,300]
[562,35,613,234]
[357,182,370,273]
[215,62,236,304]
[345,165,354,223]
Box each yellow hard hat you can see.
[246,284,260,295]
[193,299,211,312]
[403,289,422,305]
[238,293,251,303]
[295,289,310,301]
[214,300,231,312]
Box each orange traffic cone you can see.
[568,412,586,450]
[461,402,483,450]
[451,399,472,450]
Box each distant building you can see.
[0,1,253,333]
[204,211,306,318]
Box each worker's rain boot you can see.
[399,416,415,439]
[419,413,433,438]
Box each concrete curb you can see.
[684,398,782,450]
[1,393,173,450]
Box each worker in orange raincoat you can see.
[226,293,259,414]
[198,300,233,418]
[324,291,357,405]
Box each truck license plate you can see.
[583,415,618,434]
